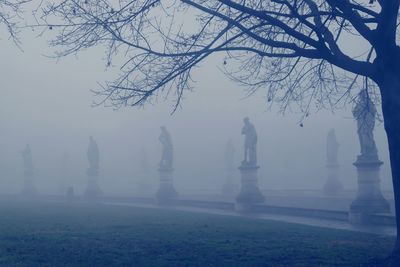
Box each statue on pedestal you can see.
[85,136,102,198]
[236,117,264,210]
[21,144,34,176]
[159,126,173,169]
[241,117,257,166]
[349,90,389,223]
[324,129,343,195]
[326,129,339,164]
[156,126,177,203]
[352,90,378,159]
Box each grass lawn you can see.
[0,200,395,266]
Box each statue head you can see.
[243,117,250,125]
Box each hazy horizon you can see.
[0,21,393,196]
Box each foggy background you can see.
[0,25,393,196]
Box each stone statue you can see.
[85,136,102,198]
[326,129,339,164]
[21,144,34,176]
[224,139,235,171]
[159,126,173,169]
[87,136,99,173]
[352,90,378,158]
[241,117,257,166]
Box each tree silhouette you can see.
[39,0,400,258]
[1,1,30,43]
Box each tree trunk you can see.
[379,72,400,256]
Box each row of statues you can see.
[21,89,376,173]
[18,89,380,200]
[158,117,259,170]
[21,116,257,179]
[160,90,378,172]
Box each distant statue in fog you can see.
[241,117,257,166]
[352,90,378,157]
[159,126,173,169]
[85,136,102,198]
[326,129,339,164]
[224,139,235,171]
[21,144,34,176]
[87,136,99,172]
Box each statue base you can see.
[84,175,103,200]
[349,156,390,224]
[235,165,265,212]
[323,163,343,196]
[156,167,178,205]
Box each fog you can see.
[0,27,393,197]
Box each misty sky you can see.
[0,18,393,196]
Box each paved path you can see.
[104,201,397,237]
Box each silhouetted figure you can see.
[85,136,102,199]
[349,90,389,222]
[236,118,264,209]
[352,90,378,159]
[326,129,339,164]
[241,117,257,166]
[324,129,343,195]
[156,126,177,203]
[159,126,173,169]
[21,144,34,176]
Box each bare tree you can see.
[0,0,30,43]
[39,0,400,258]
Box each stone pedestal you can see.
[349,156,390,224]
[84,168,102,200]
[235,165,265,211]
[323,163,343,195]
[156,167,178,204]
[21,171,37,197]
